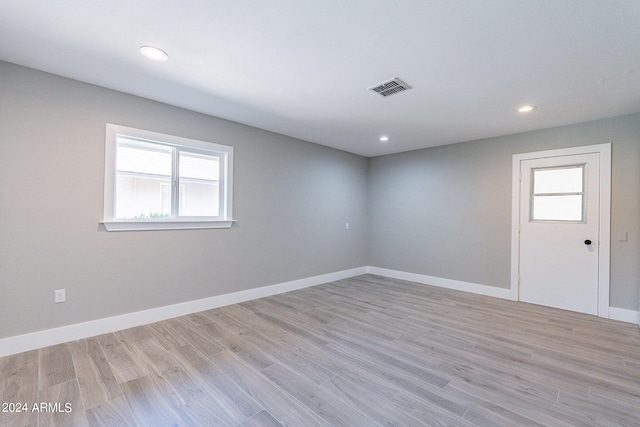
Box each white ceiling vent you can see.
[368,78,412,97]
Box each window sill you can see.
[101,220,235,232]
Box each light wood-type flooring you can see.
[2,274,640,426]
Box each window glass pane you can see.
[180,182,220,216]
[115,140,172,219]
[115,175,172,219]
[116,139,172,176]
[532,195,583,221]
[178,152,220,217]
[533,167,583,194]
[179,152,219,180]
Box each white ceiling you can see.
[1,1,639,157]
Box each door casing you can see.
[511,143,611,317]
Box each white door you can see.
[518,152,601,315]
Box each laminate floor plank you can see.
[271,291,321,312]
[201,309,252,334]
[462,404,526,427]
[68,338,121,410]
[238,328,335,386]
[84,395,136,427]
[529,351,640,399]
[408,329,591,399]
[272,332,407,402]
[241,307,329,347]
[113,326,152,344]
[359,310,429,338]
[532,342,640,381]
[144,320,189,351]
[129,339,203,406]
[319,373,426,426]
[169,345,262,425]
[306,291,375,315]
[435,360,558,403]
[327,332,451,389]
[177,394,235,427]
[118,375,184,427]
[444,371,583,427]
[247,299,329,334]
[258,297,329,328]
[336,323,443,369]
[492,333,626,368]
[97,335,148,385]
[323,329,449,389]
[261,363,380,427]
[322,342,470,417]
[210,350,325,427]
[557,390,637,427]
[322,313,402,342]
[237,410,283,427]
[214,304,290,339]
[523,325,640,361]
[178,312,217,328]
[38,380,87,427]
[445,381,563,427]
[2,273,639,426]
[38,344,75,390]
[587,386,640,418]
[0,350,39,427]
[389,390,476,427]
[198,322,278,372]
[164,317,226,358]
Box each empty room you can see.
[1,1,639,426]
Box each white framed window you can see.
[102,124,234,231]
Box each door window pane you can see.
[531,165,584,222]
[533,167,583,193]
[532,195,583,221]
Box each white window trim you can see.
[102,124,234,231]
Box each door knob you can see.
[584,239,592,245]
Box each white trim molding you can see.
[368,266,637,326]
[366,266,512,300]
[608,307,640,325]
[101,219,235,231]
[0,267,366,358]
[511,143,612,318]
[2,264,635,358]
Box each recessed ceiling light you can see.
[517,105,537,113]
[140,46,168,61]
[379,136,390,142]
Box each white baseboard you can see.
[2,265,636,357]
[0,267,367,358]
[366,266,512,300]
[368,266,639,326]
[608,307,640,325]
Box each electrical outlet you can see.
[55,289,66,304]
[345,222,350,230]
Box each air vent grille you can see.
[368,78,412,97]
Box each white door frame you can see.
[510,143,611,318]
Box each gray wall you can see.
[0,62,368,339]
[368,114,640,310]
[1,60,638,341]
